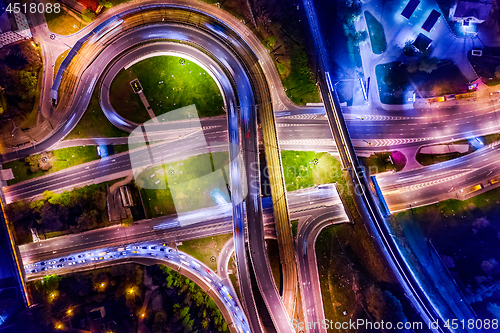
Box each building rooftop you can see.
[452,0,492,22]
[413,33,433,52]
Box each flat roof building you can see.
[401,0,421,19]
[422,9,441,32]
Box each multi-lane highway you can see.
[8,108,500,203]
[24,241,251,333]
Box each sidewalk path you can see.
[51,138,130,150]
[137,290,152,333]
[138,91,160,124]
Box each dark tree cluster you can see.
[23,265,229,332]
[148,265,228,333]
[6,185,108,244]
[24,265,143,332]
[336,0,363,28]
[0,41,41,120]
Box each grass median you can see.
[364,11,387,55]
[66,87,129,139]
[3,146,99,186]
[177,234,232,271]
[359,151,406,174]
[416,134,500,166]
[281,151,343,192]
[3,144,131,186]
[54,49,70,80]
[110,56,225,124]
[137,152,230,219]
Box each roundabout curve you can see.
[98,28,238,133]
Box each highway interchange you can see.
[1,0,500,332]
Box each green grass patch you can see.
[45,0,87,35]
[281,45,322,105]
[65,87,129,139]
[375,62,411,105]
[364,11,387,54]
[3,146,99,185]
[112,144,130,154]
[291,220,298,238]
[0,40,42,139]
[416,150,468,166]
[482,133,500,145]
[110,56,224,123]
[3,144,131,185]
[416,134,500,166]
[360,151,406,175]
[266,239,281,292]
[43,230,72,239]
[227,255,241,303]
[281,151,342,192]
[177,234,232,271]
[228,272,241,302]
[138,152,229,218]
[54,49,70,80]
